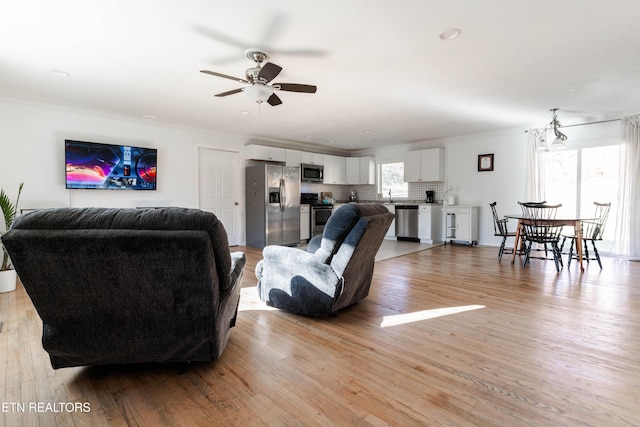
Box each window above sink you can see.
[379,161,408,200]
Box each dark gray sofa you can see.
[255,203,394,316]
[1,207,245,369]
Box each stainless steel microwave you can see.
[301,163,324,183]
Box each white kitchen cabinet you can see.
[444,206,478,245]
[360,156,376,184]
[420,148,445,181]
[404,148,445,182]
[383,203,396,239]
[244,144,286,162]
[323,154,346,184]
[418,204,443,243]
[351,156,376,184]
[300,151,324,165]
[300,204,310,241]
[285,149,301,167]
[346,156,376,185]
[346,157,360,184]
[404,154,422,183]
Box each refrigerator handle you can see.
[279,178,285,211]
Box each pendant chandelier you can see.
[542,108,568,149]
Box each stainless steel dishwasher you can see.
[395,205,419,241]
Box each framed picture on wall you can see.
[478,153,494,172]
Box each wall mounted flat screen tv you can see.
[65,140,157,190]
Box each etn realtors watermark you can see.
[2,401,91,413]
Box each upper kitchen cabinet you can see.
[404,148,444,182]
[285,149,301,167]
[323,154,346,184]
[300,151,324,165]
[245,144,286,162]
[346,156,376,185]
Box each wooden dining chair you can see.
[520,203,564,272]
[518,201,547,213]
[562,202,611,269]
[490,202,517,261]
[517,200,548,256]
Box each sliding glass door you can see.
[542,142,619,251]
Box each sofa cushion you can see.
[11,207,236,291]
[312,204,361,264]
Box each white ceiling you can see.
[2,1,640,151]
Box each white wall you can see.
[443,130,528,246]
[0,97,247,211]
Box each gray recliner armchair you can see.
[1,207,245,369]
[255,203,394,316]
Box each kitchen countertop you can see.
[334,200,443,205]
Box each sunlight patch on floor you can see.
[238,286,278,312]
[380,305,486,327]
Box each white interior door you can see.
[198,147,242,246]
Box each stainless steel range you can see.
[301,193,334,237]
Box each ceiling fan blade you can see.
[215,88,244,97]
[258,62,282,83]
[273,83,317,93]
[192,25,247,49]
[267,93,282,106]
[200,70,248,83]
[270,48,327,57]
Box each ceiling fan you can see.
[200,48,317,106]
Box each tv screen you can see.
[65,140,157,190]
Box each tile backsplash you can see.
[300,181,445,203]
[408,181,445,203]
[300,183,351,201]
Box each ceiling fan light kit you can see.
[200,48,317,106]
[244,84,273,103]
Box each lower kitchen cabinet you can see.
[418,204,443,243]
[300,205,310,241]
[383,204,396,239]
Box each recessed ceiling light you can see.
[141,115,157,121]
[239,110,251,115]
[439,28,461,41]
[50,69,70,77]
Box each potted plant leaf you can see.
[1,182,24,293]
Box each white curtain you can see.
[613,115,640,259]
[524,128,546,203]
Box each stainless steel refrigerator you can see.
[245,164,300,248]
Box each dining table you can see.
[504,213,596,272]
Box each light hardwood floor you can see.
[1,245,639,426]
